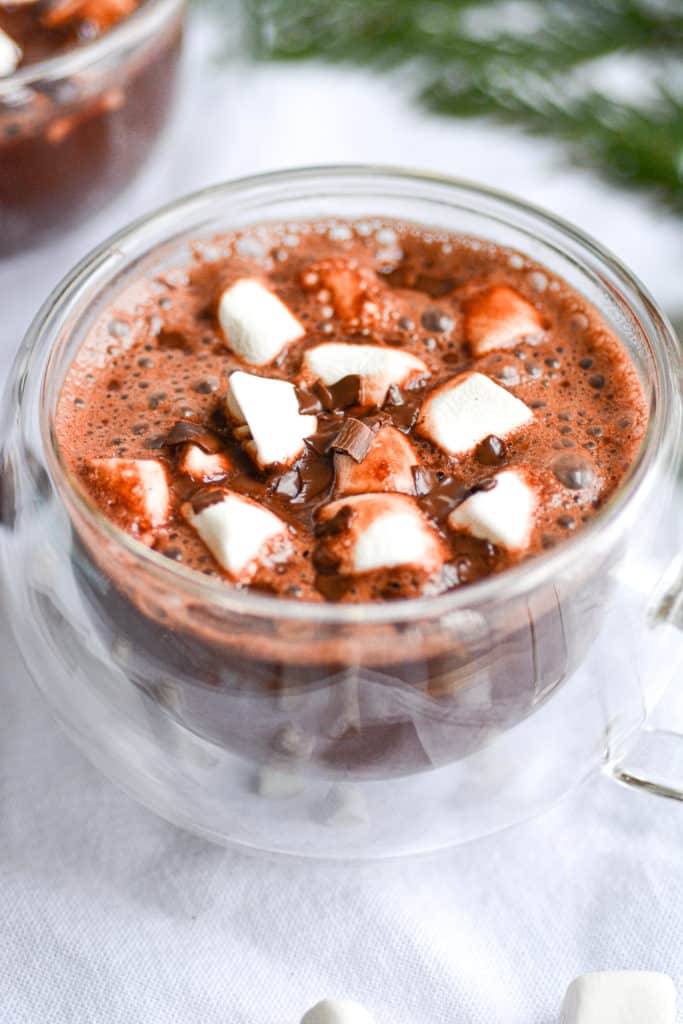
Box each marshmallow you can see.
[217,278,305,365]
[464,285,543,355]
[178,444,231,483]
[560,972,676,1024]
[301,999,375,1024]
[418,371,533,457]
[184,489,290,581]
[322,785,370,827]
[301,343,428,407]
[226,370,317,470]
[88,458,169,531]
[448,468,537,550]
[334,425,417,497]
[318,493,445,576]
[0,28,21,78]
[256,766,304,798]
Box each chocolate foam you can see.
[56,218,648,605]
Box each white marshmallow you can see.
[301,999,375,1024]
[560,972,676,1024]
[322,785,370,827]
[334,425,417,497]
[256,766,304,798]
[88,458,169,530]
[318,493,445,576]
[448,468,537,551]
[301,342,428,406]
[465,285,543,355]
[418,371,533,457]
[184,489,290,581]
[0,28,21,78]
[178,444,231,482]
[218,278,304,365]
[226,370,317,470]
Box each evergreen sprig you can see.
[240,0,683,212]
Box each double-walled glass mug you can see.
[1,167,682,858]
[0,0,185,256]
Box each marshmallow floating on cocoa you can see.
[178,444,231,483]
[0,28,21,77]
[301,343,429,407]
[300,1000,375,1024]
[418,371,533,457]
[317,493,445,576]
[560,972,676,1024]
[464,285,543,355]
[448,467,537,550]
[183,489,290,582]
[334,425,418,497]
[226,370,317,470]
[87,457,169,531]
[217,278,304,365]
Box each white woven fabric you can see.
[1,15,682,1023]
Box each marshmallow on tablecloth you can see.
[218,278,304,365]
[226,370,317,470]
[178,444,231,483]
[0,28,21,77]
[464,285,543,355]
[183,489,290,582]
[334,425,418,497]
[87,457,169,531]
[317,493,445,576]
[301,342,428,407]
[448,468,538,551]
[418,371,533,457]
[300,999,376,1024]
[560,971,676,1024]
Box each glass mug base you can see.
[1,168,682,858]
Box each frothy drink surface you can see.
[56,220,648,603]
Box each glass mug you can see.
[1,167,682,859]
[0,0,185,256]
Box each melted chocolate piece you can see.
[295,387,323,415]
[314,375,362,411]
[475,435,507,466]
[165,421,225,453]
[314,505,353,539]
[418,475,468,521]
[189,487,229,514]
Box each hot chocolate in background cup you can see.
[0,0,185,256]
[1,168,682,857]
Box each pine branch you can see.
[236,0,683,213]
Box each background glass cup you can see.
[0,0,185,256]
[1,167,682,858]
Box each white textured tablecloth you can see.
[2,16,683,1023]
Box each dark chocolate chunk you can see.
[329,418,375,463]
[314,374,362,411]
[384,384,404,408]
[295,386,323,415]
[387,399,420,433]
[475,435,507,466]
[190,487,229,514]
[165,420,224,453]
[418,475,468,521]
[412,466,441,496]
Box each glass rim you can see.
[25,164,682,625]
[0,0,184,93]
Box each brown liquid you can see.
[0,1,182,255]
[56,220,648,604]
[0,1,143,68]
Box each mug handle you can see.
[608,553,683,800]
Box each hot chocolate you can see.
[57,219,648,604]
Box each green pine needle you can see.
[236,0,683,212]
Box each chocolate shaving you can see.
[417,475,468,521]
[329,418,375,463]
[189,486,229,514]
[314,374,362,411]
[295,387,323,415]
[165,420,224,453]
